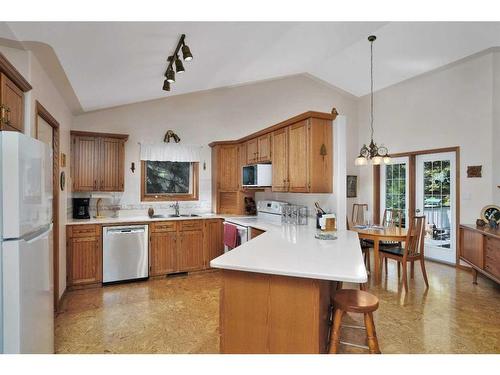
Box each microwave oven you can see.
[242,164,272,187]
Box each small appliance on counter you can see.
[242,164,272,187]
[72,198,90,219]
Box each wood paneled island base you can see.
[219,269,332,354]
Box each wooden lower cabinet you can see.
[204,219,224,267]
[66,225,102,288]
[220,270,331,353]
[177,230,204,271]
[459,225,500,284]
[149,219,224,276]
[250,227,265,239]
[150,231,177,275]
[67,219,225,289]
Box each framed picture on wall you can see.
[347,175,357,198]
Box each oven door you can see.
[223,222,249,253]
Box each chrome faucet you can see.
[170,201,180,217]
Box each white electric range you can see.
[223,200,288,252]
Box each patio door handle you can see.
[416,209,421,213]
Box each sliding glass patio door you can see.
[380,157,409,227]
[415,152,456,264]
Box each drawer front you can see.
[485,238,500,278]
[69,225,100,238]
[151,221,177,232]
[180,219,203,231]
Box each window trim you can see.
[140,160,199,202]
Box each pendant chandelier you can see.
[355,35,391,166]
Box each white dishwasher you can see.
[103,225,149,283]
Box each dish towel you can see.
[224,223,240,249]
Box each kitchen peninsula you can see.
[211,219,367,354]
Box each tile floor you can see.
[55,260,500,354]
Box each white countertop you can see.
[67,213,367,283]
[211,217,368,283]
[66,213,225,225]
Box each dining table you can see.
[350,225,408,282]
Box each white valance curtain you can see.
[139,142,202,162]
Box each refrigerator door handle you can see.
[23,224,53,244]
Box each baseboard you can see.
[56,288,67,313]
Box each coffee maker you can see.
[73,198,90,219]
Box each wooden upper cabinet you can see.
[72,135,100,191]
[257,134,271,162]
[71,131,128,192]
[210,111,334,196]
[0,73,24,132]
[246,138,258,164]
[308,117,333,193]
[271,127,288,192]
[100,137,125,191]
[288,120,309,192]
[247,135,271,164]
[218,144,239,191]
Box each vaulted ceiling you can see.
[3,22,500,112]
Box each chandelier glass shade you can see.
[355,35,391,167]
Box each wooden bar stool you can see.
[329,289,381,354]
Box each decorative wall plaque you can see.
[467,165,482,178]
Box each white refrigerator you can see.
[0,131,54,354]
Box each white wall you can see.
[355,52,496,224]
[0,45,73,299]
[72,74,358,216]
[492,52,500,204]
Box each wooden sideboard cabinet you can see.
[71,131,128,192]
[459,224,500,284]
[66,225,102,289]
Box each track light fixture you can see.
[175,56,185,73]
[165,67,175,83]
[162,80,170,91]
[162,34,193,92]
[182,43,193,61]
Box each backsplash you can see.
[69,176,212,219]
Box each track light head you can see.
[165,68,175,83]
[182,44,193,61]
[162,79,170,91]
[175,56,185,73]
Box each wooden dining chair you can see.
[352,204,369,226]
[382,208,403,228]
[379,215,429,292]
[379,209,404,264]
[347,210,371,272]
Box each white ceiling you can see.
[4,21,500,112]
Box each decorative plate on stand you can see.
[480,205,500,224]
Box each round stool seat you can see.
[334,289,379,313]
